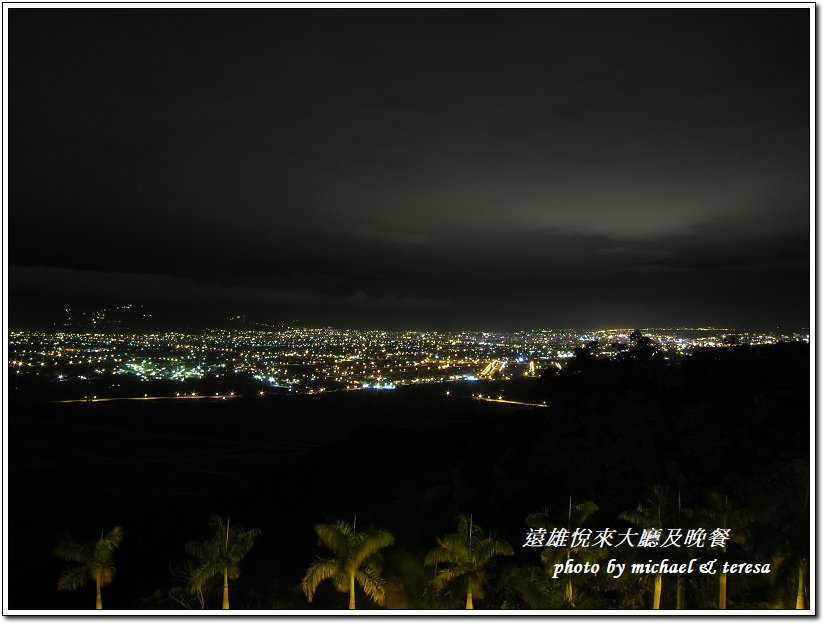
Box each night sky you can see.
[9,8,811,331]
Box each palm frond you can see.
[618,507,653,528]
[425,544,461,567]
[207,514,227,538]
[540,546,569,569]
[301,558,340,603]
[183,538,214,561]
[57,565,89,591]
[228,527,261,562]
[95,527,124,558]
[53,537,91,564]
[525,507,553,529]
[473,536,514,566]
[362,553,384,574]
[504,565,555,609]
[352,529,394,568]
[572,545,602,565]
[355,566,387,606]
[445,530,475,551]
[649,483,669,504]
[526,499,598,537]
[187,558,224,593]
[696,491,752,547]
[571,501,599,526]
[226,560,243,581]
[314,522,352,558]
[619,484,671,528]
[331,571,350,594]
[429,565,470,593]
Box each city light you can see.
[7,326,807,398]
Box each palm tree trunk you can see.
[719,571,726,609]
[466,592,473,609]
[222,567,229,609]
[796,560,806,609]
[676,574,683,609]
[95,577,102,609]
[349,573,356,609]
[652,574,662,609]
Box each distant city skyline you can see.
[11,301,809,334]
[9,8,811,331]
[10,325,808,399]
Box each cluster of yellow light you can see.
[9,327,806,393]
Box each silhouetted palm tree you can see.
[184,515,261,609]
[620,484,670,609]
[526,498,598,607]
[748,460,809,609]
[501,564,564,609]
[697,491,751,609]
[53,526,124,609]
[302,518,394,609]
[425,514,513,609]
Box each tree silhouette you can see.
[425,514,513,609]
[619,484,670,609]
[526,498,599,607]
[565,341,602,375]
[627,330,659,359]
[302,518,395,609]
[184,515,261,609]
[697,491,751,609]
[53,526,124,609]
[669,489,700,609]
[746,460,809,609]
[500,564,564,609]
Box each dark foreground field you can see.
[7,343,811,610]
[9,381,546,610]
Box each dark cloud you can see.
[8,8,810,330]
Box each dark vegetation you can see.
[8,338,810,609]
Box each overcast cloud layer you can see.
[9,9,810,330]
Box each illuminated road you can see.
[55,390,548,408]
[54,394,241,404]
[443,391,547,408]
[471,396,547,408]
[479,359,508,379]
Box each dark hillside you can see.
[8,342,810,609]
